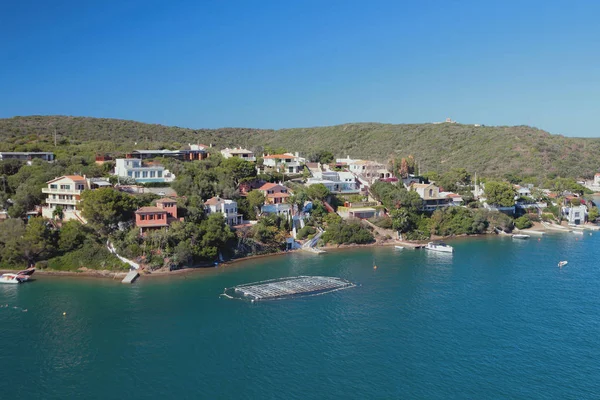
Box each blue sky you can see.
[1,0,599,136]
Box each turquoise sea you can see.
[2,233,600,399]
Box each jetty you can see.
[301,229,326,254]
[222,276,355,301]
[393,242,425,249]
[121,269,140,284]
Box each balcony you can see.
[45,198,79,205]
[42,188,83,195]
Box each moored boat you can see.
[558,261,568,268]
[0,268,35,284]
[394,246,404,250]
[425,241,453,253]
[512,234,530,239]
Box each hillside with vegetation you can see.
[1,115,600,179]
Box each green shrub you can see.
[514,216,533,230]
[296,226,316,240]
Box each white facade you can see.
[204,197,243,226]
[262,152,304,174]
[567,205,587,225]
[41,175,88,221]
[307,171,359,194]
[115,159,175,183]
[221,148,256,162]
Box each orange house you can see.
[257,183,291,204]
[135,198,179,234]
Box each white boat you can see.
[425,241,453,253]
[558,261,568,268]
[0,268,35,284]
[394,246,404,250]
[512,234,530,239]
[571,230,584,235]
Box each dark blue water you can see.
[2,233,600,399]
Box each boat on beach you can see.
[512,234,530,239]
[0,268,35,284]
[425,241,453,253]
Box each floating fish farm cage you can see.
[221,276,356,302]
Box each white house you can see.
[115,158,175,183]
[220,147,256,162]
[204,197,243,226]
[307,171,359,194]
[262,152,305,174]
[566,205,587,226]
[41,175,89,221]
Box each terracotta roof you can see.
[135,206,167,214]
[46,175,86,184]
[267,192,290,198]
[204,196,224,206]
[446,193,462,198]
[258,182,287,191]
[156,197,176,204]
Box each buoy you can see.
[373,265,378,270]
[62,312,66,316]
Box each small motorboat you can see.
[558,261,568,268]
[394,246,404,250]
[512,234,530,239]
[0,268,35,284]
[425,241,453,253]
[571,230,584,235]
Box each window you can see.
[76,184,84,190]
[149,214,154,220]
[140,215,146,220]
[150,171,155,178]
[128,171,133,177]
[60,184,70,190]
[135,172,140,178]
[50,184,57,189]
[157,171,163,178]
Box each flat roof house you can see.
[220,147,256,162]
[115,158,175,183]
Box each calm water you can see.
[2,233,600,399]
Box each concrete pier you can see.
[122,269,140,284]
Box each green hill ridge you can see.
[1,115,599,179]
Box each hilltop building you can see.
[261,152,305,174]
[114,158,175,183]
[126,147,207,161]
[0,152,55,164]
[220,148,256,162]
